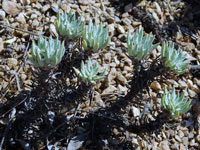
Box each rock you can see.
[121,12,129,18]
[196,135,200,143]
[104,52,112,63]
[16,12,26,24]
[175,135,182,142]
[180,144,186,150]
[32,19,39,27]
[182,137,189,146]
[188,89,196,98]
[101,85,117,96]
[116,72,127,85]
[114,16,121,23]
[132,106,140,117]
[168,129,175,137]
[107,16,115,24]
[20,73,27,81]
[117,84,128,95]
[124,66,132,73]
[0,38,4,53]
[122,18,131,26]
[151,81,161,92]
[0,9,6,20]
[191,84,200,94]
[117,24,125,34]
[186,79,193,88]
[50,24,58,37]
[124,3,133,12]
[188,132,194,139]
[178,80,187,89]
[178,130,184,138]
[108,23,115,36]
[159,140,170,150]
[113,128,119,136]
[190,139,198,147]
[31,14,37,19]
[41,4,50,12]
[2,1,21,16]
[94,91,105,108]
[193,78,200,86]
[7,58,18,68]
[171,142,179,150]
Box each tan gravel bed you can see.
[0,0,200,149]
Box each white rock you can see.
[16,12,26,24]
[117,24,125,34]
[193,78,200,86]
[178,80,188,89]
[101,85,117,96]
[50,23,58,37]
[132,106,140,117]
[188,89,196,98]
[186,79,193,88]
[0,9,6,20]
[31,14,37,19]
[159,140,170,150]
[117,84,128,95]
[32,19,39,27]
[7,58,18,68]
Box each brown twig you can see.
[0,22,40,37]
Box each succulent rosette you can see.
[56,10,85,39]
[127,28,159,60]
[161,87,191,118]
[161,42,189,74]
[82,20,111,52]
[28,36,65,69]
[73,58,106,85]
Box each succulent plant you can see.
[161,87,191,118]
[73,58,106,85]
[82,20,111,52]
[56,10,85,39]
[127,28,159,61]
[161,42,189,74]
[28,36,65,69]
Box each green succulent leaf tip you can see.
[161,42,189,74]
[161,87,191,118]
[82,20,111,52]
[127,28,159,61]
[56,10,85,39]
[28,36,65,69]
[73,58,106,85]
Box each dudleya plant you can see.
[127,28,159,61]
[82,20,111,52]
[161,42,189,74]
[161,87,191,118]
[56,10,85,39]
[28,36,65,69]
[73,58,106,85]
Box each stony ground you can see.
[0,0,200,149]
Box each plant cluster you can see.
[127,28,159,61]
[73,58,106,85]
[28,36,65,69]
[83,20,111,52]
[56,10,85,39]
[28,10,191,120]
[161,87,191,118]
[161,42,189,74]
